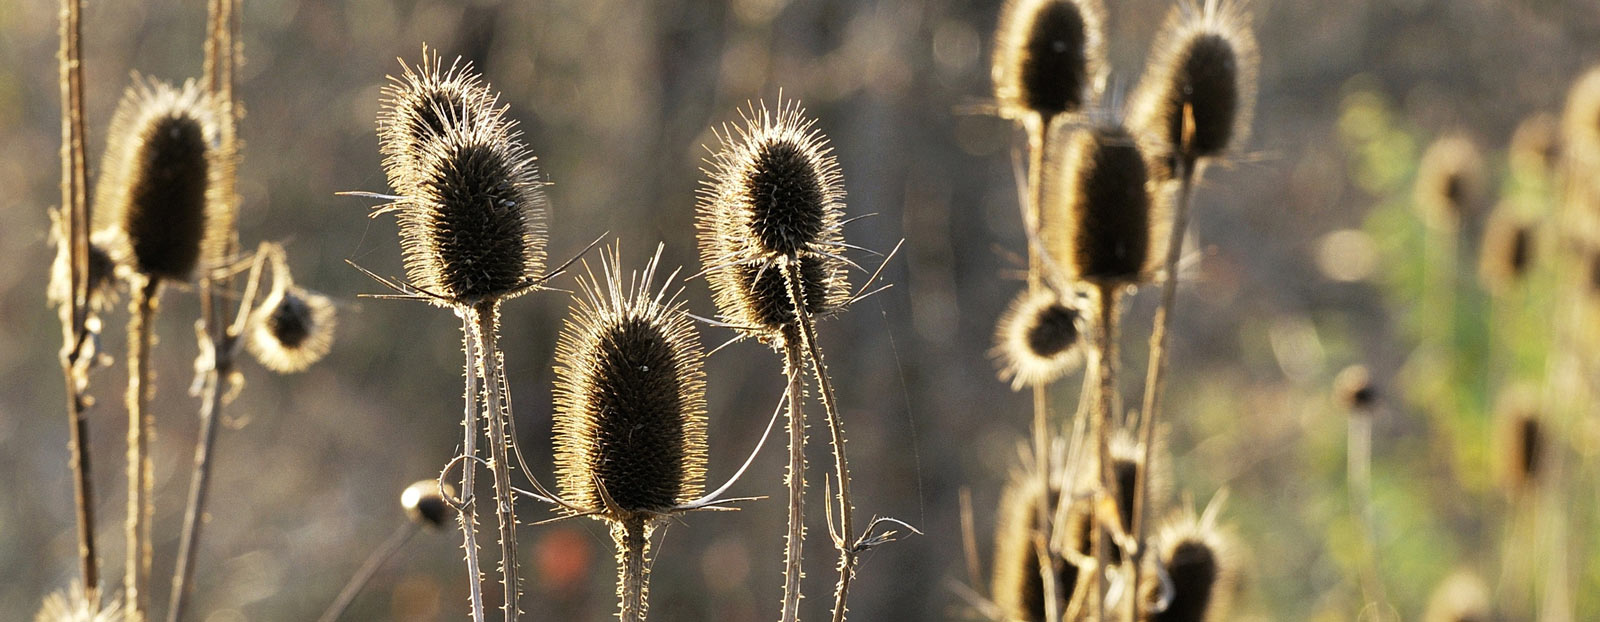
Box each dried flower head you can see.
[94,77,223,282]
[1333,364,1378,413]
[34,583,125,622]
[1510,113,1561,177]
[1494,386,1543,496]
[698,100,850,335]
[1106,431,1166,562]
[1413,135,1487,231]
[1042,120,1158,286]
[248,285,336,373]
[993,287,1086,390]
[553,247,708,519]
[991,0,1107,121]
[49,223,122,314]
[401,479,457,529]
[1422,570,1492,622]
[1141,511,1234,622]
[378,49,503,194]
[391,104,548,306]
[1478,205,1536,294]
[991,473,1080,622]
[1562,66,1600,178]
[1128,0,1258,173]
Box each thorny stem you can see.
[778,321,808,622]
[1131,160,1196,620]
[472,303,521,622]
[1091,284,1119,622]
[317,522,419,622]
[56,0,98,595]
[615,518,651,622]
[125,278,160,618]
[458,314,487,622]
[1023,112,1064,622]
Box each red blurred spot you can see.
[536,527,592,591]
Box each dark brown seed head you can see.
[1510,113,1561,177]
[992,0,1106,121]
[1334,364,1378,413]
[1413,135,1487,231]
[991,472,1080,622]
[50,223,122,314]
[401,480,457,529]
[378,49,503,194]
[1479,206,1537,294]
[698,101,850,336]
[553,248,708,519]
[396,110,548,306]
[1422,570,1492,622]
[94,78,220,282]
[1141,513,1233,622]
[1043,121,1156,286]
[993,287,1086,390]
[1563,66,1600,177]
[1495,387,1543,496]
[248,286,337,373]
[1129,0,1257,173]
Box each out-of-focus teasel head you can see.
[378,47,503,194]
[94,77,224,283]
[1562,65,1600,182]
[1413,135,1488,232]
[697,100,850,338]
[33,583,125,622]
[1494,385,1544,498]
[1128,0,1258,179]
[49,224,122,316]
[993,287,1086,390]
[248,285,336,374]
[991,471,1084,622]
[401,479,458,530]
[1421,570,1492,622]
[1041,119,1160,288]
[1333,364,1378,414]
[1478,204,1537,295]
[1510,113,1561,179]
[1139,506,1235,622]
[991,0,1106,123]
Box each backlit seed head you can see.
[33,583,125,622]
[1128,0,1258,173]
[378,49,504,194]
[49,222,122,314]
[992,0,1106,121]
[697,101,850,336]
[1042,120,1158,286]
[1413,135,1487,231]
[248,286,337,373]
[1333,364,1378,413]
[1107,431,1166,555]
[94,77,222,282]
[1494,386,1543,496]
[1422,570,1492,622]
[1562,66,1600,178]
[1478,205,1537,294]
[993,287,1086,390]
[1510,113,1561,177]
[401,479,457,529]
[394,110,548,306]
[991,472,1080,622]
[553,247,708,519]
[1141,512,1235,622]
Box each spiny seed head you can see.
[1108,431,1164,540]
[1141,513,1234,622]
[49,222,122,314]
[992,0,1106,121]
[1422,570,1492,622]
[94,77,222,282]
[553,247,708,520]
[1510,113,1561,177]
[1479,205,1537,294]
[1494,386,1543,496]
[1129,0,1258,174]
[378,49,504,194]
[1562,66,1600,178]
[401,479,457,529]
[248,285,337,373]
[1334,364,1378,413]
[993,287,1086,390]
[394,109,548,306]
[33,583,126,622]
[991,472,1079,622]
[697,100,850,336]
[1413,135,1487,231]
[1043,120,1159,286]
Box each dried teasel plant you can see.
[991,0,1107,124]
[1478,204,1537,295]
[318,480,459,622]
[1138,502,1235,622]
[1494,386,1545,498]
[34,583,126,622]
[1509,113,1561,180]
[1413,135,1489,234]
[1562,66,1600,194]
[990,470,1092,622]
[247,264,338,374]
[992,287,1088,391]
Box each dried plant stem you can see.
[615,518,651,622]
[317,522,419,622]
[166,308,230,622]
[778,321,808,622]
[471,302,520,622]
[1090,284,1119,622]
[457,314,488,622]
[1022,113,1065,622]
[56,0,99,595]
[125,277,160,618]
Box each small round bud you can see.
[401,479,457,529]
[248,286,337,373]
[993,288,1086,390]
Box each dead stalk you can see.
[472,302,521,622]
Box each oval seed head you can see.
[1104,430,1166,564]
[34,583,126,622]
[1333,364,1378,413]
[401,479,457,529]
[1413,135,1487,231]
[1478,205,1536,294]
[1140,512,1235,622]
[991,472,1080,622]
[1422,570,1492,622]
[1494,386,1543,496]
[248,285,337,373]
[1042,121,1158,286]
[992,0,1106,121]
[553,248,708,519]
[1562,66,1600,178]
[993,287,1086,390]
[697,101,850,335]
[396,111,548,306]
[94,78,222,282]
[1129,0,1258,173]
[1510,113,1561,178]
[378,49,504,194]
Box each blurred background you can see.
[4,0,1600,620]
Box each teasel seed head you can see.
[1413,135,1487,231]
[993,287,1086,390]
[1422,570,1492,622]
[991,472,1080,622]
[401,479,457,529]
[1104,430,1166,563]
[697,100,850,336]
[1333,364,1378,414]
[50,222,122,315]
[1128,0,1258,174]
[1478,205,1537,294]
[378,48,504,194]
[393,107,548,306]
[1494,386,1544,496]
[33,583,125,622]
[1562,66,1600,179]
[248,285,337,373]
[991,0,1106,122]
[94,77,224,282]
[1140,511,1235,622]
[1042,120,1159,287]
[1510,113,1561,178]
[553,247,708,520]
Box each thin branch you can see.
[615,518,651,622]
[456,313,487,622]
[125,277,160,619]
[472,303,521,622]
[317,523,419,622]
[778,322,808,622]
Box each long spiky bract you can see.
[379,48,504,196]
